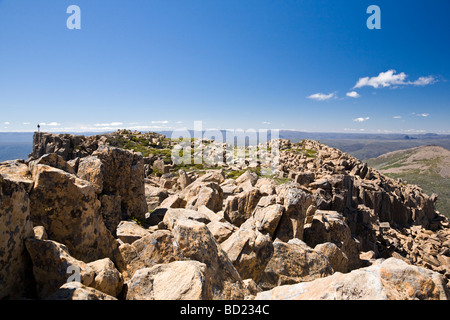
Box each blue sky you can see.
[0,0,449,133]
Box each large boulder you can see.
[304,210,362,271]
[255,258,450,300]
[76,156,104,194]
[258,239,333,290]
[29,165,118,263]
[118,230,181,281]
[92,145,148,221]
[25,238,95,299]
[0,160,34,193]
[252,196,284,238]
[274,183,313,241]
[126,261,210,300]
[224,188,262,227]
[116,220,151,244]
[180,179,224,213]
[0,175,34,299]
[87,258,123,297]
[170,218,247,300]
[221,219,274,283]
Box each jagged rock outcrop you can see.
[2,131,449,300]
[25,238,96,299]
[126,261,211,300]
[255,258,450,300]
[258,239,333,290]
[0,175,33,299]
[29,164,119,263]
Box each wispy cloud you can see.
[262,121,271,125]
[40,122,61,126]
[393,116,402,119]
[3,121,10,125]
[414,113,430,117]
[346,91,360,98]
[353,70,437,89]
[353,117,370,122]
[152,120,169,124]
[307,92,337,101]
[94,122,123,127]
[22,122,31,125]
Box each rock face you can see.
[126,261,210,300]
[29,165,118,263]
[48,282,117,300]
[258,239,333,290]
[25,238,96,299]
[92,146,148,221]
[0,175,33,299]
[255,258,450,300]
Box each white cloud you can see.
[94,122,123,127]
[262,121,271,125]
[152,120,169,124]
[353,70,437,89]
[393,116,402,119]
[410,76,436,86]
[40,122,61,126]
[353,117,370,122]
[415,113,430,117]
[353,70,407,89]
[175,121,183,124]
[307,92,337,101]
[346,91,360,98]
[3,121,10,125]
[22,122,31,125]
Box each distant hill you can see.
[367,145,450,218]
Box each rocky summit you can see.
[0,130,449,300]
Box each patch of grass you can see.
[131,216,146,227]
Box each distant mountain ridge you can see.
[367,145,450,218]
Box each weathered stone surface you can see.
[76,156,104,194]
[33,225,48,240]
[92,145,148,221]
[29,153,75,175]
[224,188,262,227]
[162,208,211,230]
[304,210,362,270]
[252,196,284,238]
[99,194,122,236]
[259,239,333,290]
[87,258,123,297]
[126,261,209,300]
[0,175,33,299]
[221,219,273,283]
[177,169,192,189]
[159,194,187,209]
[235,170,258,188]
[181,181,224,213]
[314,242,350,273]
[29,165,117,263]
[170,218,247,300]
[207,219,238,243]
[0,160,34,192]
[25,238,95,299]
[145,185,168,211]
[118,230,181,281]
[274,183,313,241]
[47,282,117,300]
[255,258,450,300]
[116,220,151,244]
